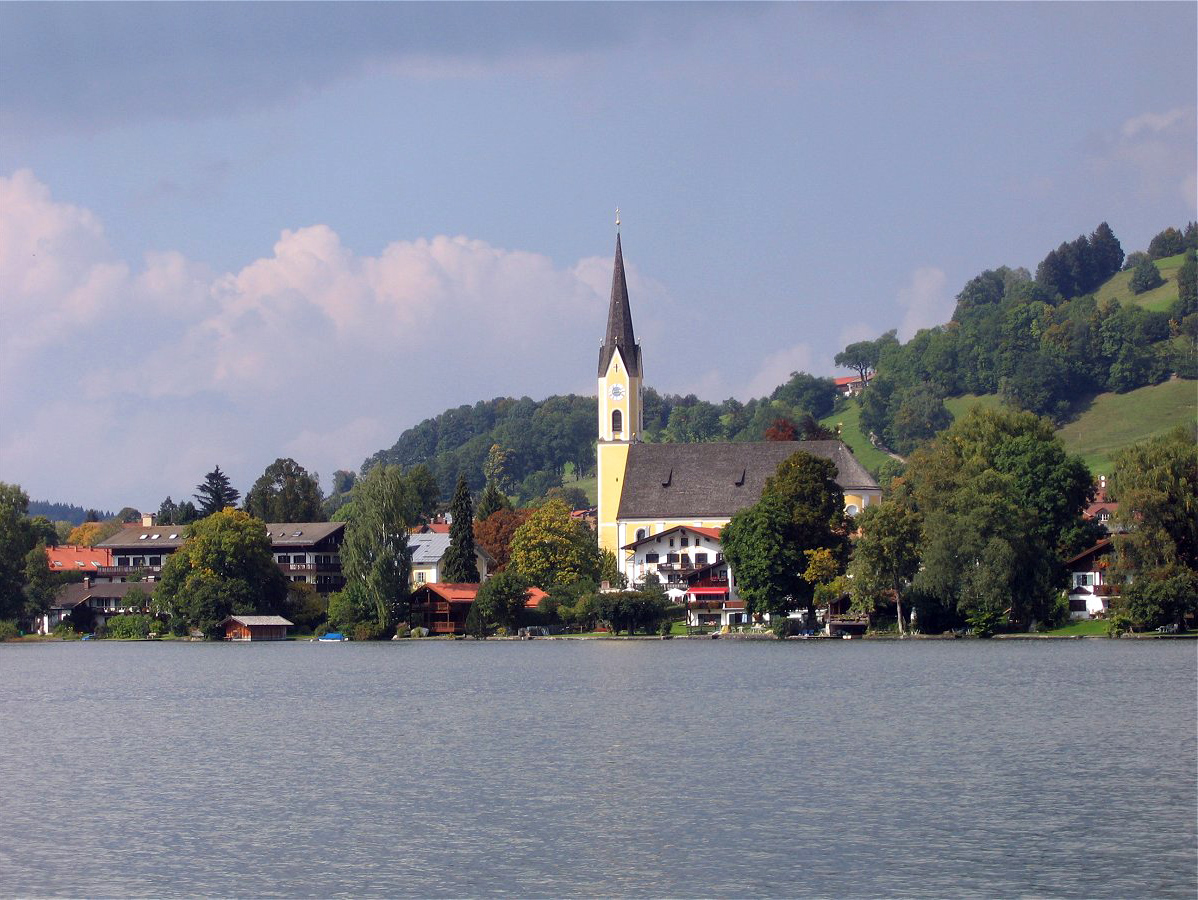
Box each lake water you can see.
[1,638,1194,898]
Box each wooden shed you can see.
[219,615,293,641]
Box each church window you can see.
[636,528,646,541]
[612,410,623,434]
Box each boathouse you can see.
[219,615,293,641]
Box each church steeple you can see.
[598,233,641,377]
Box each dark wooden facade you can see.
[220,616,293,641]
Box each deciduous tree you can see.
[340,465,417,634]
[848,502,922,633]
[472,570,529,633]
[474,508,531,573]
[153,508,288,636]
[244,458,325,523]
[508,499,601,589]
[722,452,848,623]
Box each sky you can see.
[1,2,1195,512]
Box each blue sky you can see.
[1,2,1194,511]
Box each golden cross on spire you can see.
[615,207,621,231]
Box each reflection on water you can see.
[1,639,1194,897]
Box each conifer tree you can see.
[475,480,511,522]
[195,465,240,517]
[442,475,479,583]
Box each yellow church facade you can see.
[594,232,882,576]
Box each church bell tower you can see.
[596,218,642,555]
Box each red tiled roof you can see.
[524,587,549,609]
[834,376,861,386]
[45,545,112,572]
[1083,501,1118,519]
[416,583,480,604]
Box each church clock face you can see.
[609,384,625,400]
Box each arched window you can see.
[636,528,646,541]
[612,409,623,435]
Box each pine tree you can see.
[475,480,511,521]
[442,475,480,583]
[194,466,240,518]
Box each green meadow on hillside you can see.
[819,402,899,473]
[1055,379,1196,475]
[824,380,1195,479]
[1095,252,1185,313]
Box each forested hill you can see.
[362,372,841,503]
[28,500,114,525]
[849,222,1196,457]
[363,222,1196,503]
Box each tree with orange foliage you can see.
[473,508,532,573]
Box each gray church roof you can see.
[597,233,642,377]
[616,441,879,521]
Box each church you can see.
[594,230,882,588]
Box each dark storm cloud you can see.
[0,2,749,132]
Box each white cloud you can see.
[1090,107,1198,211]
[743,342,814,400]
[1121,107,1191,138]
[895,266,951,341]
[0,170,618,509]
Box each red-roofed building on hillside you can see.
[834,374,872,397]
[45,544,112,573]
[1083,475,1122,533]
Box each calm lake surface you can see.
[1,638,1194,898]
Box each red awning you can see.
[687,586,728,595]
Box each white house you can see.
[1065,539,1118,619]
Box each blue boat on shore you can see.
[318,632,348,642]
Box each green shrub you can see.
[658,619,673,637]
[352,622,386,641]
[105,614,156,640]
[52,622,79,639]
[393,623,411,639]
[0,620,20,641]
[967,607,1003,638]
[1106,611,1133,638]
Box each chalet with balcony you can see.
[1066,538,1119,619]
[409,583,548,635]
[621,524,725,590]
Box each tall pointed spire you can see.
[598,232,641,376]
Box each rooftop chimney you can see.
[141,513,156,527]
